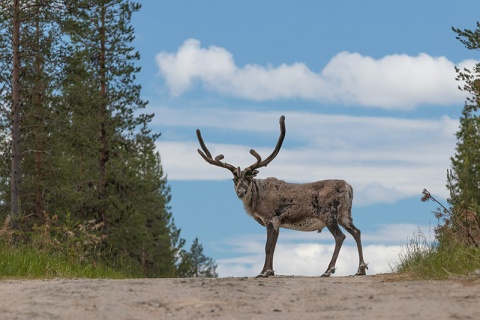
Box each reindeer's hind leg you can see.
[341,220,368,275]
[322,221,346,277]
[257,222,279,278]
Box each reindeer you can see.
[196,115,368,277]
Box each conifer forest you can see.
[0,0,216,278]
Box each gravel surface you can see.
[1,274,479,319]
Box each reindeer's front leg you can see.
[256,222,279,278]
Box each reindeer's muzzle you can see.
[236,187,247,198]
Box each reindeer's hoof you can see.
[355,263,368,276]
[321,267,336,277]
[256,270,274,278]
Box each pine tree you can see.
[0,0,69,223]
[0,1,14,216]
[0,0,22,219]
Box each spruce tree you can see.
[178,237,218,278]
[61,0,149,223]
[447,23,480,245]
[59,0,188,275]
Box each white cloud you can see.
[156,39,475,109]
[156,39,236,96]
[155,108,457,205]
[214,224,433,277]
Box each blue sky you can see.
[131,1,479,276]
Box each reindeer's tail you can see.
[338,182,354,226]
[346,182,353,203]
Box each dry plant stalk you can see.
[422,189,480,247]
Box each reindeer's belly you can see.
[273,216,326,232]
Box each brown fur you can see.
[196,115,368,277]
[235,175,367,277]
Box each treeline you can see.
[0,0,216,277]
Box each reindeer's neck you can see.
[241,178,262,214]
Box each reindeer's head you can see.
[196,115,286,198]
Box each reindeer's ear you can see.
[252,170,259,177]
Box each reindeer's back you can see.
[262,178,352,199]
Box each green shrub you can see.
[394,231,480,279]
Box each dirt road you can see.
[1,274,479,319]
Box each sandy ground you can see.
[0,274,479,319]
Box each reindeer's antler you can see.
[246,115,286,172]
[196,129,237,173]
[196,115,286,174]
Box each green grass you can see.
[0,242,132,279]
[393,232,480,279]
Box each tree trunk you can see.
[98,3,108,223]
[33,15,44,218]
[11,0,21,219]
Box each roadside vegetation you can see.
[0,213,139,279]
[394,227,480,280]
[0,243,130,279]
[394,22,480,280]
